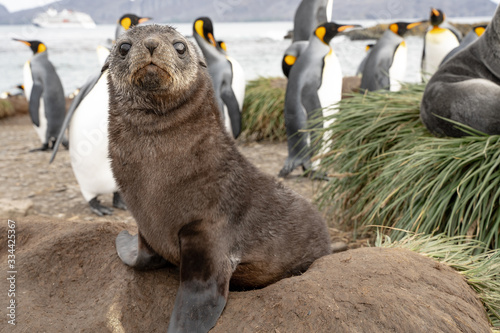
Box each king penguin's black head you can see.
[12,39,46,54]
[194,17,216,46]
[473,24,487,37]
[314,22,360,45]
[118,14,151,30]
[389,21,424,37]
[430,8,445,26]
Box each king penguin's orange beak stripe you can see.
[407,22,423,30]
[338,25,355,32]
[208,33,216,47]
[138,17,151,24]
[432,8,440,16]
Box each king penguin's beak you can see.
[12,38,31,47]
[407,21,426,30]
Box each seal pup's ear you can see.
[199,59,207,68]
[102,57,110,72]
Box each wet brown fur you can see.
[105,24,331,290]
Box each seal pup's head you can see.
[104,24,208,113]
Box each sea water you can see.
[0,19,483,94]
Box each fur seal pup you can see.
[420,5,500,137]
[105,25,331,332]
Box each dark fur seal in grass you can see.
[420,5,500,137]
[104,25,331,333]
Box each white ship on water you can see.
[32,8,96,28]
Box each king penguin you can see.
[285,0,333,79]
[421,8,461,81]
[279,22,357,178]
[115,13,151,40]
[96,14,151,66]
[360,21,424,92]
[49,13,149,215]
[292,0,334,42]
[356,43,375,77]
[420,5,500,137]
[282,41,309,77]
[441,24,487,65]
[193,17,242,138]
[13,39,67,151]
[215,40,246,124]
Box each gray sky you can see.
[0,0,60,12]
[1,0,499,13]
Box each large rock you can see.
[0,217,491,332]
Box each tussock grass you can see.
[312,84,500,251]
[0,99,15,119]
[241,77,286,142]
[377,232,500,328]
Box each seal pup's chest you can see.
[111,128,227,262]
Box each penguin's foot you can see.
[89,197,114,216]
[305,169,329,181]
[278,157,311,178]
[113,192,127,210]
[278,159,298,178]
[29,143,50,152]
[62,139,69,150]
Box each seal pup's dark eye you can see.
[119,43,131,56]
[173,42,186,55]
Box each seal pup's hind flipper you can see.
[116,230,169,270]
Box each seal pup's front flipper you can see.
[168,220,233,333]
[116,230,169,270]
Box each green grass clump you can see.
[313,84,500,251]
[0,99,15,119]
[241,77,286,142]
[377,232,500,328]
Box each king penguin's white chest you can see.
[69,71,117,200]
[423,28,460,78]
[23,61,47,143]
[317,49,342,112]
[389,41,408,92]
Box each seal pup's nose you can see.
[144,38,159,55]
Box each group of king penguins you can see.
[13,14,151,215]
[278,3,491,178]
[11,1,496,215]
